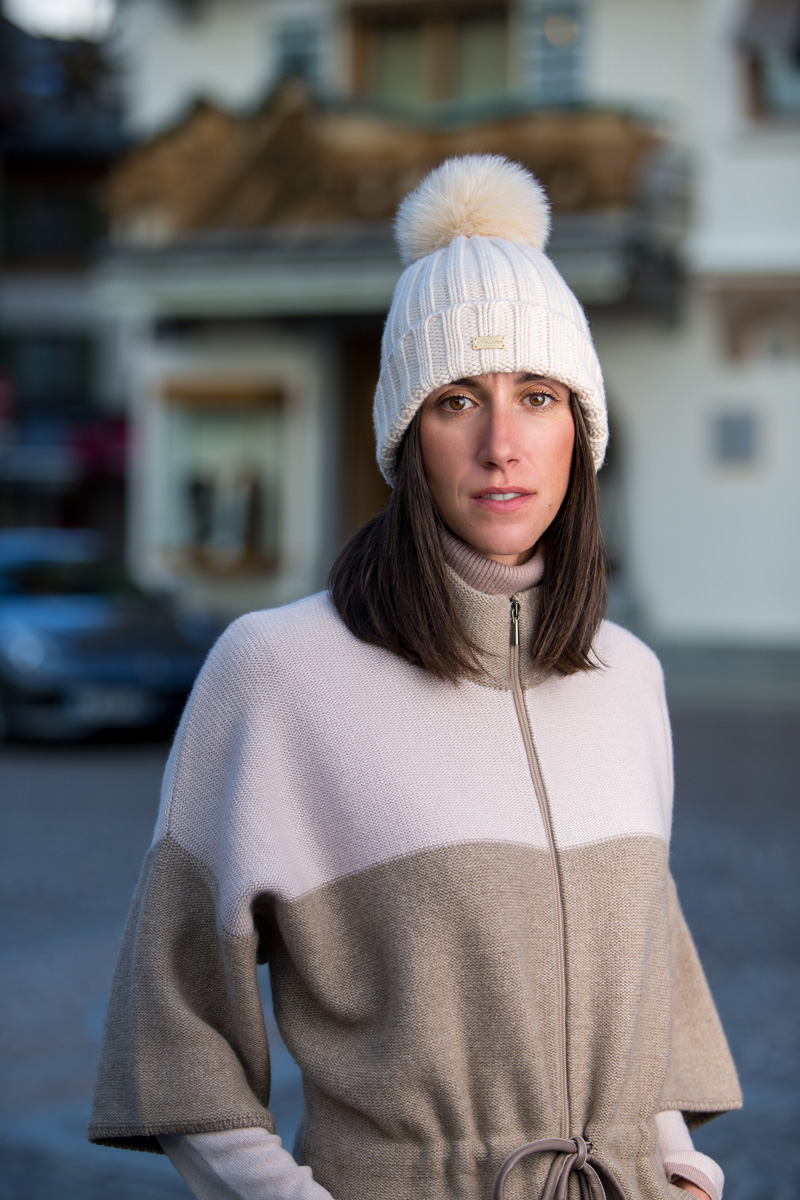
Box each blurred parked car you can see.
[0,528,222,740]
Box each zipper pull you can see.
[509,597,520,647]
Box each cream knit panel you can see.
[155,592,671,939]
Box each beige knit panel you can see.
[272,839,562,1160]
[265,837,737,1200]
[661,876,743,1127]
[89,837,274,1151]
[89,833,739,1196]
[557,846,741,1195]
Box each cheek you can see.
[544,418,576,503]
[419,415,460,502]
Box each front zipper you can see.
[509,596,570,1142]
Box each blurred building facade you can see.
[0,16,126,546]
[97,0,800,643]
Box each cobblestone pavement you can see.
[1,704,797,1199]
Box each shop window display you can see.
[160,380,284,575]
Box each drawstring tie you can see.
[493,1136,607,1200]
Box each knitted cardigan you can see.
[89,564,742,1200]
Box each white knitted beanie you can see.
[373,154,608,484]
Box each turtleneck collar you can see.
[438,527,544,690]
[439,526,544,598]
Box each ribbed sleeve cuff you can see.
[159,1129,335,1200]
[663,1151,724,1200]
[655,1110,724,1200]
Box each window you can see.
[714,286,800,359]
[160,379,285,575]
[0,334,93,409]
[369,18,425,107]
[274,18,323,87]
[453,13,509,102]
[351,3,510,110]
[758,47,800,115]
[2,176,102,265]
[740,0,800,118]
[520,1,584,105]
[713,413,759,465]
[742,313,800,359]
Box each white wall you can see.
[593,293,800,643]
[687,0,800,271]
[584,0,700,137]
[116,0,335,136]
[585,0,800,273]
[585,0,800,644]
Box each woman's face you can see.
[418,371,575,566]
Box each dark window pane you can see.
[453,15,509,101]
[275,20,321,84]
[758,47,800,114]
[0,335,93,408]
[527,2,584,104]
[714,413,759,463]
[3,182,100,263]
[370,20,425,107]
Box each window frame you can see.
[349,0,511,110]
[738,0,800,122]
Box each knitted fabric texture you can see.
[373,155,608,484]
[439,526,545,597]
[90,580,742,1200]
[656,1110,724,1200]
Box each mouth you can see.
[472,489,533,513]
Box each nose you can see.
[478,402,519,470]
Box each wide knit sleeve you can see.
[660,874,742,1129]
[88,615,285,1152]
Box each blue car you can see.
[0,528,220,740]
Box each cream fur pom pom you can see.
[394,154,551,266]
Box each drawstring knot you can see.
[493,1136,607,1200]
[572,1135,589,1170]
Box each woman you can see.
[89,156,741,1200]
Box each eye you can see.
[439,393,476,412]
[523,390,556,408]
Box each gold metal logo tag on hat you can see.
[472,335,506,350]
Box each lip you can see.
[471,488,533,513]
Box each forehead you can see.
[432,372,570,392]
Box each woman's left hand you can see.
[672,1180,712,1200]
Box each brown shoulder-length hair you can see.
[329,395,607,681]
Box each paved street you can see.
[1,705,798,1200]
